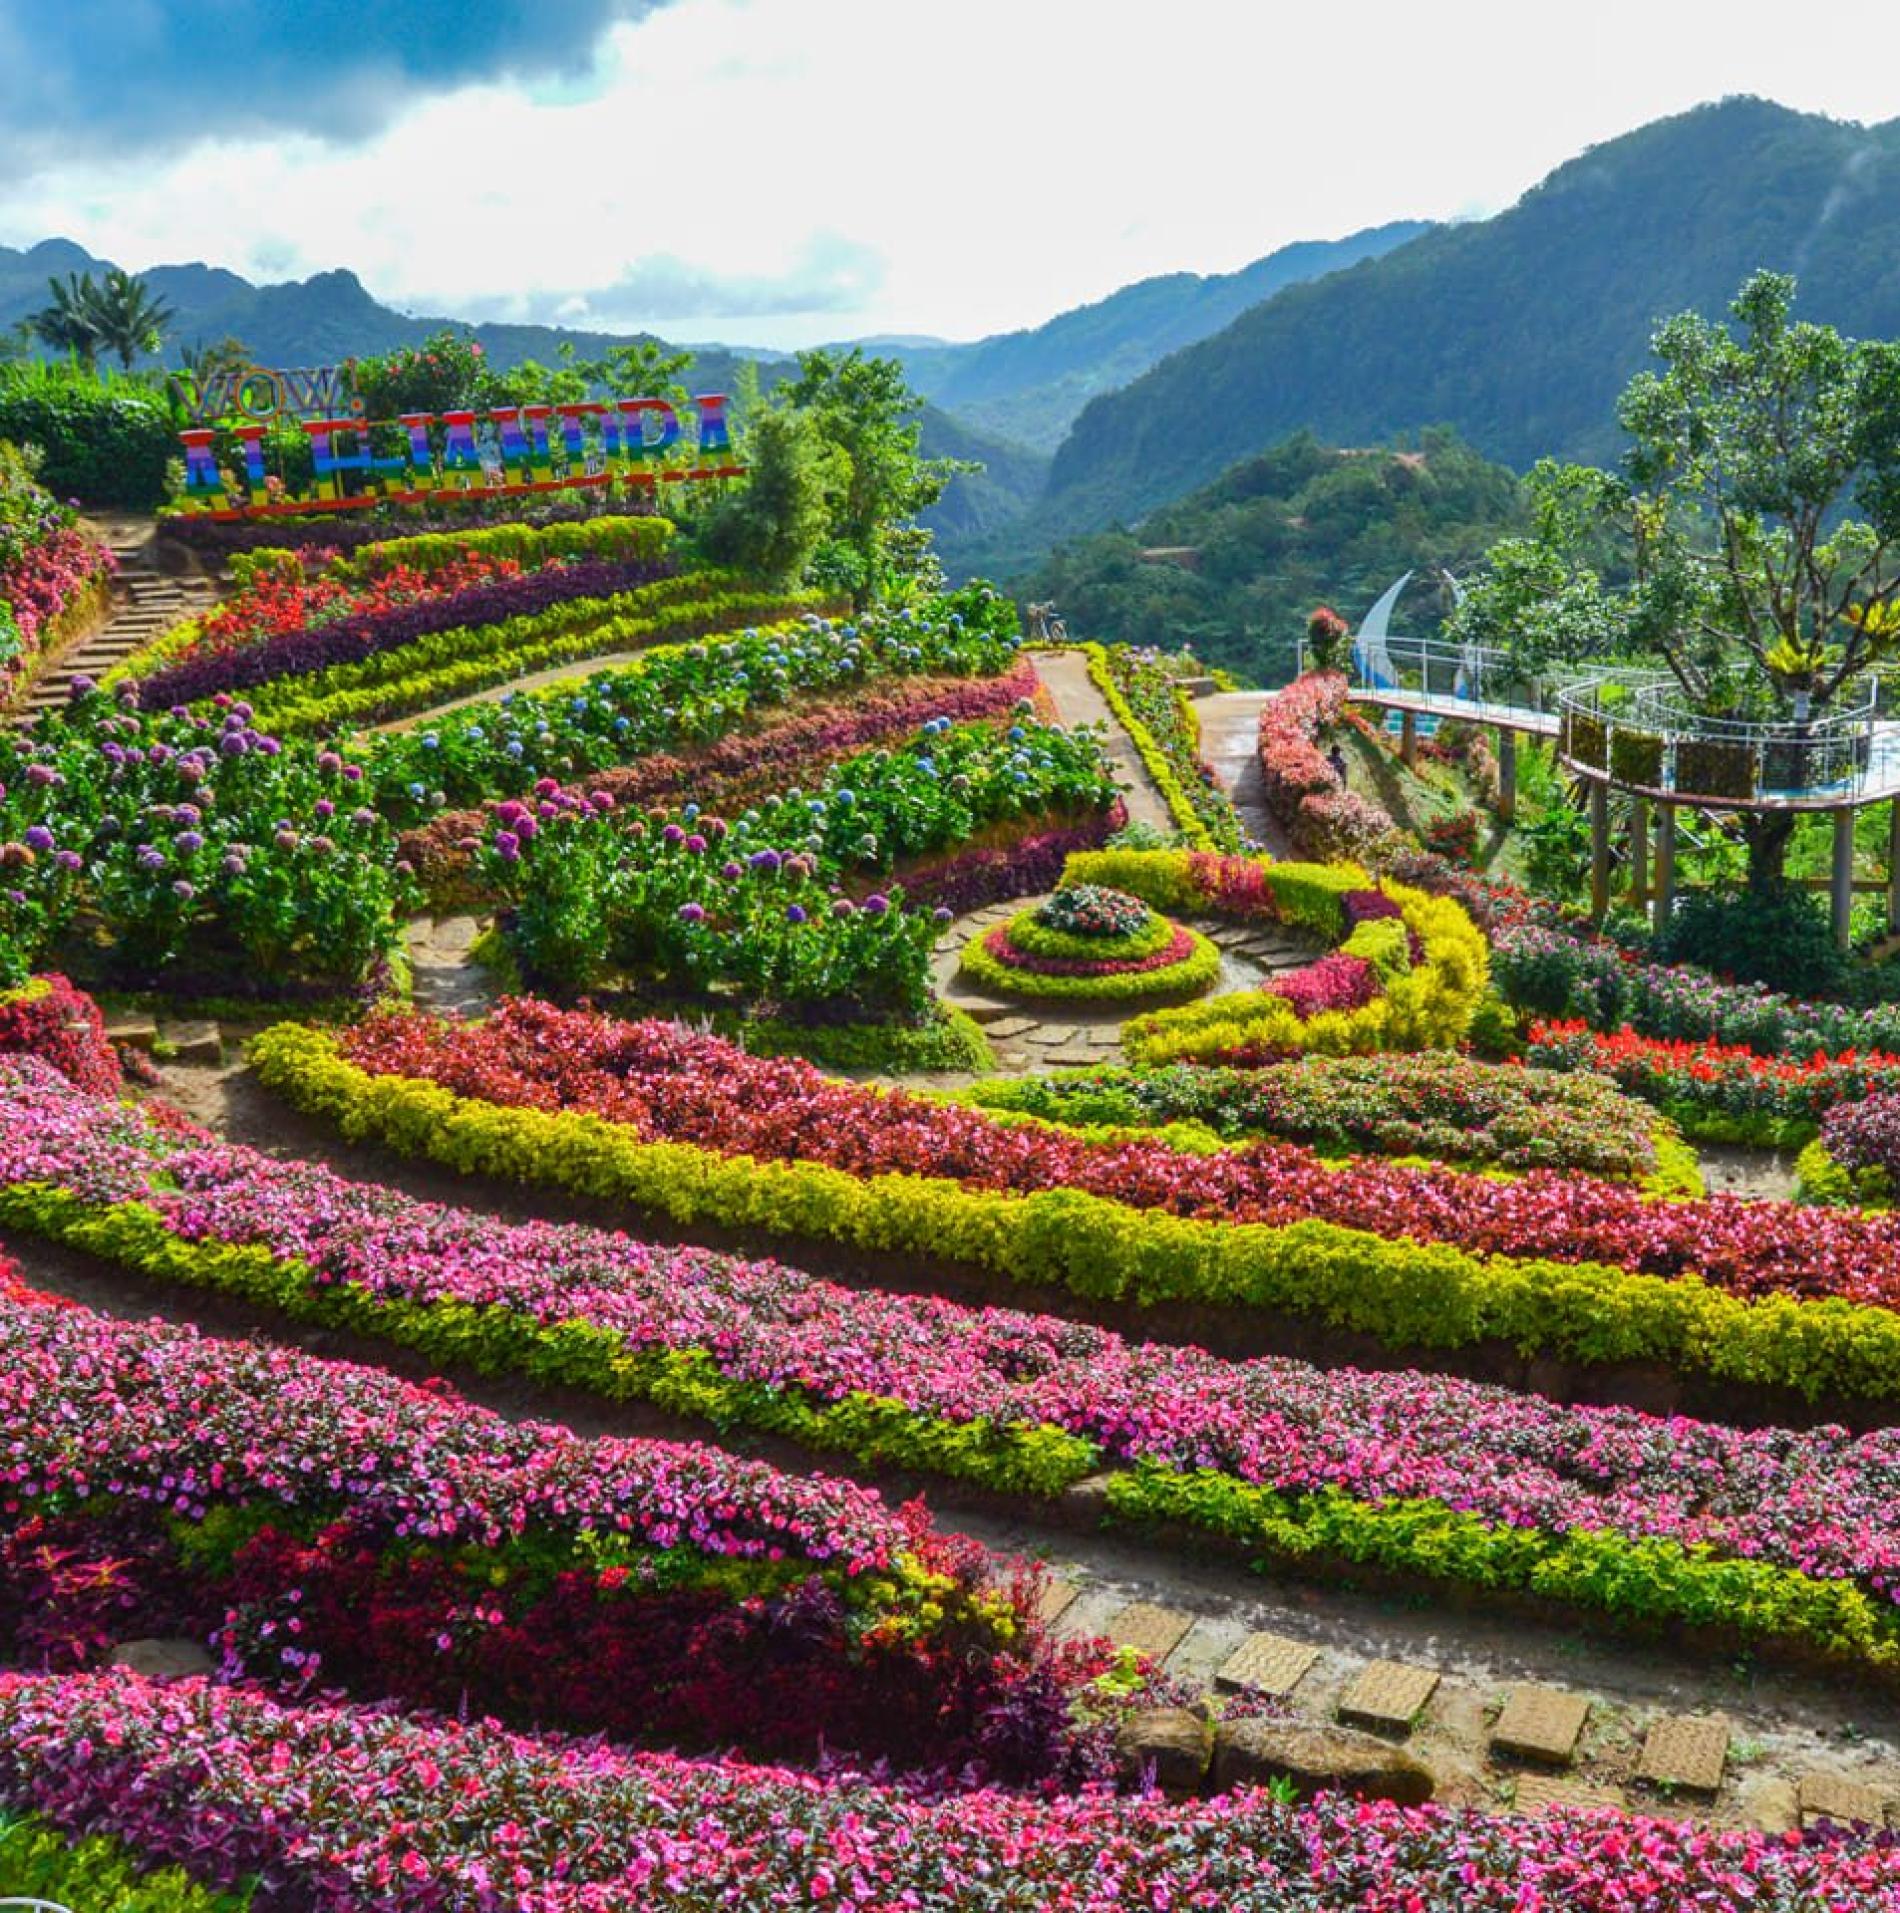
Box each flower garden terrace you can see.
[11,481,1900,1896]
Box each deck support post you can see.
[1589,780,1610,922]
[1400,709,1418,769]
[1888,798,1900,937]
[1652,801,1675,936]
[1495,727,1516,824]
[1834,807,1857,951]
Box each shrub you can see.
[0,374,176,506]
[1656,880,1848,997]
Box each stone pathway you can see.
[369,650,660,732]
[1191,690,1294,858]
[14,524,219,726]
[1020,1531,1898,1827]
[932,892,1307,1072]
[404,914,497,1017]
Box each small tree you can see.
[699,405,840,588]
[779,348,968,607]
[30,273,105,373]
[1452,271,1900,886]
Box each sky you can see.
[1,0,1898,349]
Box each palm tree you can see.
[30,272,104,372]
[89,268,175,370]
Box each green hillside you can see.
[1015,99,1900,558]
[899,221,1428,450]
[1019,428,1525,683]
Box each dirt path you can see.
[1192,691,1294,857]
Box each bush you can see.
[0,376,177,507]
[1656,881,1848,997]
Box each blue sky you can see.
[1,0,1897,347]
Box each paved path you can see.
[370,650,658,732]
[1028,648,1176,835]
[1193,690,1295,858]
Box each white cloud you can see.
[2,0,1897,347]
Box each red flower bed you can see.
[341,1002,1900,1309]
[0,975,122,1095]
[1265,951,1379,1019]
[981,921,1200,977]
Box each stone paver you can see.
[1105,1602,1194,1663]
[986,1016,1036,1039]
[1087,1026,1122,1046]
[105,1015,159,1051]
[1338,1661,1440,1733]
[163,1019,223,1066]
[1216,1631,1320,1699]
[1798,1772,1888,1827]
[1035,1577,1080,1628]
[1637,1715,1729,1795]
[1491,1685,1590,1765]
[1514,1774,1623,1815]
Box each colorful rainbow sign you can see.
[170,392,739,520]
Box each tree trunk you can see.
[1744,810,1797,891]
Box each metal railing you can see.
[1297,632,1553,719]
[1555,674,1886,803]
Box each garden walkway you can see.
[1027,648,1177,835]
[1192,689,1294,857]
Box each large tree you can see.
[1452,271,1900,885]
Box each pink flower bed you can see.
[8,1053,1900,1609]
[1256,671,1397,859]
[1267,950,1380,1018]
[336,1003,1900,1311]
[6,1670,1900,1909]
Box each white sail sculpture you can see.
[1351,572,1410,690]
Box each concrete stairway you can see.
[16,532,219,726]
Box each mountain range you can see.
[6,97,1899,592]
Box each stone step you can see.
[1490,1684,1590,1766]
[1798,1772,1888,1828]
[1215,1630,1320,1700]
[1103,1601,1194,1663]
[1337,1660,1440,1734]
[1636,1714,1728,1795]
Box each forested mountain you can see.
[1005,99,1900,564]
[896,222,1429,451]
[1020,429,1525,683]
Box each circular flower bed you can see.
[959,885,1220,1002]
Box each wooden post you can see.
[1888,798,1900,936]
[1833,807,1857,951]
[1652,801,1676,935]
[1496,727,1517,824]
[1589,780,1610,922]
[1400,709,1417,769]
[1628,794,1649,908]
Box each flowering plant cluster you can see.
[1034,883,1154,939]
[10,1673,1900,1911]
[0,687,410,990]
[0,972,122,1093]
[1087,642,1245,851]
[1821,1092,1900,1190]
[1525,1019,1900,1141]
[324,1001,1900,1310]
[1256,670,1399,860]
[1496,919,1900,1056]
[136,546,678,708]
[13,1054,1900,1667]
[359,594,1021,826]
[0,1277,1075,1777]
[398,660,1042,903]
[1124,880,1488,1066]
[0,455,113,691]
[961,909,1220,1001]
[484,717,1114,1001]
[1060,844,1284,924]
[958,1052,1667,1181]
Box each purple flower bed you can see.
[883,799,1126,915]
[6,1670,1900,1909]
[136,555,677,707]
